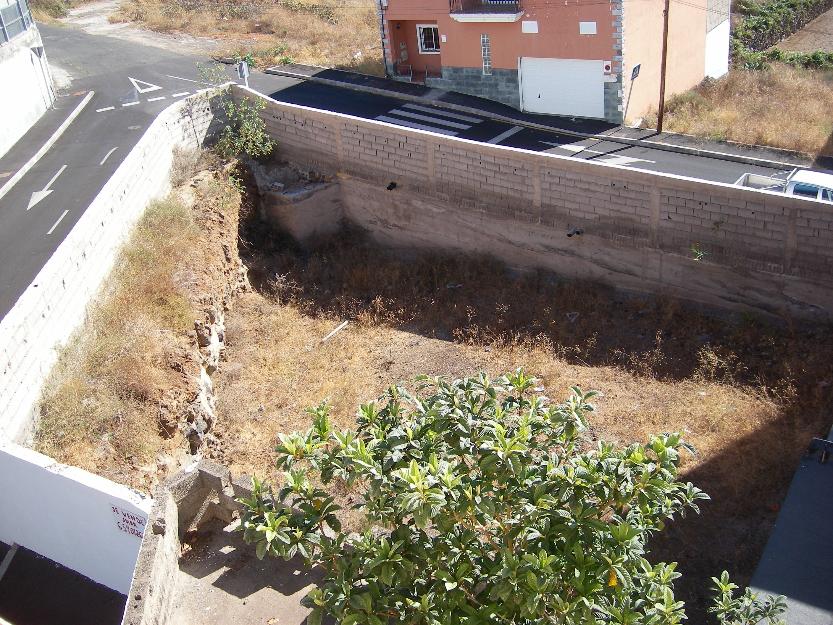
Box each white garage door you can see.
[520,58,605,118]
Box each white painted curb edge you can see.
[0,90,95,203]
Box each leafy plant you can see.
[197,62,230,87]
[240,371,785,625]
[215,95,274,160]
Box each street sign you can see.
[237,61,250,87]
[631,64,641,81]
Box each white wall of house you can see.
[705,18,730,79]
[0,440,152,594]
[0,0,55,158]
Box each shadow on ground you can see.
[237,206,833,623]
[174,519,323,625]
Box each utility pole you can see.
[656,0,671,133]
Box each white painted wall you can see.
[0,92,218,442]
[0,440,152,593]
[0,23,55,158]
[705,19,730,79]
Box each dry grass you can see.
[35,156,239,490]
[112,0,384,74]
[644,65,833,157]
[211,219,833,620]
[35,198,199,486]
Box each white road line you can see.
[599,155,656,166]
[47,210,69,235]
[0,544,18,584]
[96,106,115,113]
[100,147,118,166]
[147,96,166,102]
[487,126,524,145]
[401,103,482,124]
[165,74,214,86]
[122,101,140,107]
[547,142,605,155]
[172,91,190,97]
[385,109,471,130]
[375,116,458,136]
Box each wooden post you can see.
[657,0,671,133]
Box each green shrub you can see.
[30,0,71,17]
[734,0,833,51]
[215,94,275,160]
[240,371,786,625]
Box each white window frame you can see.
[416,24,441,55]
[481,33,492,75]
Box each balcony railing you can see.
[449,0,521,15]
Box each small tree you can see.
[215,95,274,160]
[240,371,785,625]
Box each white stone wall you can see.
[0,440,152,594]
[0,93,217,442]
[0,23,54,158]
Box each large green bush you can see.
[734,0,833,51]
[240,371,786,625]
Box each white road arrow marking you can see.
[27,165,66,210]
[128,77,162,94]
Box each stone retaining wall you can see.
[232,84,833,319]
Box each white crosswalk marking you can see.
[386,109,471,130]
[375,104,484,137]
[400,103,483,124]
[375,116,458,136]
[487,126,523,144]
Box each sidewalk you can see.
[265,64,829,170]
[0,92,87,194]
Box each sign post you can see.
[237,61,250,88]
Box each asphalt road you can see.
[264,80,792,183]
[0,24,276,318]
[0,21,792,321]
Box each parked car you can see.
[734,168,833,202]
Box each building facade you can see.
[376,0,730,124]
[0,0,55,158]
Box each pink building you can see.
[376,0,730,124]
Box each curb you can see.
[0,90,95,204]
[265,67,806,171]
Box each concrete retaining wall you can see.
[122,461,253,625]
[0,440,152,594]
[231,85,833,319]
[0,24,54,158]
[0,92,218,443]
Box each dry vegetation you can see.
[211,200,833,620]
[644,65,833,158]
[35,154,241,488]
[111,0,384,74]
[35,158,833,620]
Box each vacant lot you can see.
[37,161,833,621]
[644,65,833,157]
[111,0,383,73]
[209,195,833,619]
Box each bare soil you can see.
[36,159,833,622]
[207,171,833,620]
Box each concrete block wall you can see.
[232,85,833,319]
[0,93,217,443]
[426,67,521,109]
[123,461,254,625]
